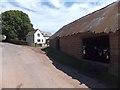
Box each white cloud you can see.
[48,0,62,8]
[0,0,118,34]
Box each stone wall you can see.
[50,38,57,49]
[118,31,120,76]
[60,34,83,59]
[50,32,119,76]
[109,31,119,76]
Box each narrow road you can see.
[1,43,88,88]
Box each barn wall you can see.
[60,34,83,59]
[50,38,57,49]
[118,31,120,76]
[50,32,119,76]
[109,31,119,76]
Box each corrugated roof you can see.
[50,1,120,39]
[41,31,52,37]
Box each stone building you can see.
[50,1,120,76]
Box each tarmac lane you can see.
[2,43,88,88]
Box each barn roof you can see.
[50,1,120,39]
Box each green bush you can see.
[2,10,34,41]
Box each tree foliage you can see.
[2,10,34,40]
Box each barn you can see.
[50,1,120,76]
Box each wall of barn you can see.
[50,38,57,49]
[109,31,119,76]
[117,31,120,76]
[60,34,83,59]
[50,32,119,76]
[118,31,120,75]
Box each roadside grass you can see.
[28,43,44,47]
[100,72,119,86]
[42,47,118,87]
[0,34,3,41]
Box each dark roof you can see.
[50,1,120,39]
[26,30,36,36]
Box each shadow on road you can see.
[40,47,118,89]
[46,54,107,89]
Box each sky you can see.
[0,0,118,34]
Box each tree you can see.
[2,10,34,40]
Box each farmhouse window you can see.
[37,39,40,42]
[37,34,40,37]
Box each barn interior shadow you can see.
[42,49,108,89]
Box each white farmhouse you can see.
[34,29,46,44]
[26,29,51,46]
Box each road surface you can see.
[0,43,106,88]
[0,43,105,88]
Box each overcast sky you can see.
[0,0,117,34]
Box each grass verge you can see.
[0,34,3,41]
[42,47,118,87]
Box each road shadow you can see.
[45,53,107,89]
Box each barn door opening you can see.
[56,37,60,50]
[82,35,110,63]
